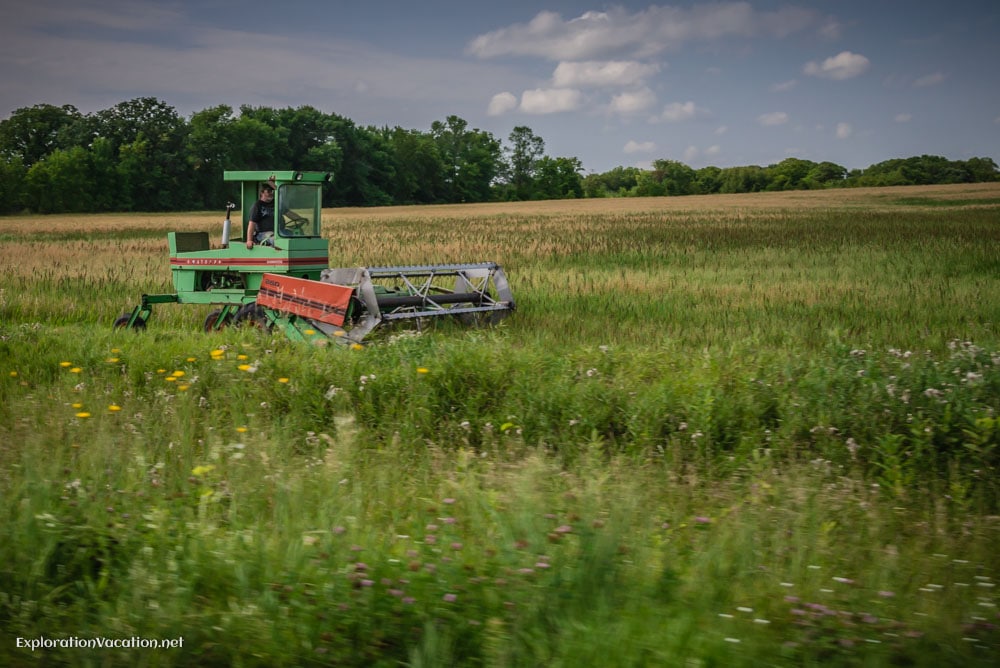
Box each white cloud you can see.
[836,122,853,139]
[683,145,700,162]
[803,51,870,80]
[520,88,582,114]
[552,60,661,88]
[467,4,826,61]
[660,100,700,122]
[770,79,797,92]
[609,88,657,114]
[488,92,518,116]
[705,145,721,157]
[757,111,789,126]
[913,72,945,88]
[715,125,728,135]
[894,113,912,123]
[624,140,656,154]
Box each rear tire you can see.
[113,314,146,331]
[203,309,233,332]
[234,303,270,330]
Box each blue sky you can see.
[2,0,998,173]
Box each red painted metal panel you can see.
[256,273,353,326]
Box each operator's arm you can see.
[246,219,256,248]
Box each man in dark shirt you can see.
[246,182,276,248]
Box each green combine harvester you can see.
[115,171,514,344]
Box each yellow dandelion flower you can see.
[70,367,82,374]
[210,349,225,358]
[416,367,429,374]
[186,357,196,362]
[156,369,166,374]
[171,370,185,378]
[238,364,252,371]
[177,384,190,391]
[165,376,177,382]
[10,370,18,377]
[236,426,248,433]
[237,354,249,360]
[72,402,83,409]
[351,343,364,351]
[75,412,91,419]
[191,465,215,476]
[304,329,316,335]
[108,405,122,412]
[60,362,72,367]
[106,357,120,363]
[278,377,290,383]
[110,348,121,354]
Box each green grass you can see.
[1,187,1000,666]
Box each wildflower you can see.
[694,516,712,525]
[416,367,429,374]
[442,497,455,505]
[192,465,215,476]
[75,412,91,419]
[72,402,83,409]
[186,357,196,363]
[106,357,120,363]
[237,354,248,360]
[833,577,855,585]
[177,385,190,391]
[108,405,122,412]
[60,362,72,367]
[171,370,185,378]
[236,426,248,433]
[8,371,16,377]
[278,377,290,384]
[443,593,457,603]
[70,367,82,374]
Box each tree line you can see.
[0,98,996,214]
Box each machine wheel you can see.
[203,309,233,332]
[234,303,270,330]
[113,314,147,331]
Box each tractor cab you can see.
[228,170,328,243]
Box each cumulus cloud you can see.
[624,140,656,154]
[894,113,912,123]
[467,4,826,61]
[836,122,853,139]
[520,88,582,114]
[609,88,657,114]
[715,125,728,135]
[705,145,721,157]
[803,51,870,80]
[659,100,700,122]
[553,60,661,88]
[488,92,518,116]
[913,72,945,88]
[758,111,789,126]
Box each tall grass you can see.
[1,184,999,666]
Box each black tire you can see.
[113,314,147,331]
[203,309,233,332]
[234,303,270,330]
